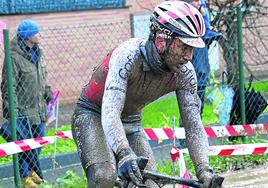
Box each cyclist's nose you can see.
[184,46,193,62]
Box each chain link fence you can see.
[41,21,132,125]
[0,3,267,187]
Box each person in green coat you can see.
[1,19,52,188]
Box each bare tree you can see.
[206,0,268,85]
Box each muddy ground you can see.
[222,165,268,188]
[163,165,268,188]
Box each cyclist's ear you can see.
[137,157,149,170]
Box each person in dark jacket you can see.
[0,19,52,188]
[181,0,221,117]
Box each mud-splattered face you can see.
[164,37,194,72]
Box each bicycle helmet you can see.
[150,0,206,48]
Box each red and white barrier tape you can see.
[55,131,73,139]
[0,123,268,157]
[180,143,268,156]
[0,136,55,157]
[0,132,75,157]
[144,123,268,140]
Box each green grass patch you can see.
[142,94,219,127]
[142,96,179,128]
[38,170,87,188]
[251,80,268,112]
[250,80,268,92]
[41,125,76,157]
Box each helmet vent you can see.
[184,16,197,34]
[158,7,168,13]
[195,15,202,31]
[153,12,160,18]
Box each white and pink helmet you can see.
[151,0,206,48]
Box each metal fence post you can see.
[3,29,21,187]
[236,7,246,125]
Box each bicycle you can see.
[115,157,224,188]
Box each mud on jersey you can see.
[78,38,209,169]
[82,38,177,120]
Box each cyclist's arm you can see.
[101,47,137,155]
[175,62,210,172]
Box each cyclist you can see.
[72,1,220,187]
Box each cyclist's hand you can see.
[197,165,224,188]
[117,147,144,187]
[199,170,213,188]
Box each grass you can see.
[142,80,268,128]
[142,95,180,128]
[142,93,223,127]
[250,80,268,92]
[41,125,76,157]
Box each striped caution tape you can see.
[0,123,267,157]
[1,133,267,157]
[181,143,268,156]
[0,136,55,157]
[143,123,268,140]
[55,131,73,139]
[0,132,74,157]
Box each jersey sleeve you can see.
[101,45,139,154]
[175,62,210,173]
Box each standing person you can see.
[1,19,52,188]
[181,0,222,117]
[71,1,223,188]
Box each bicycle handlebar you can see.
[143,170,201,187]
[116,157,224,188]
[142,170,224,188]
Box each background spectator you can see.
[0,19,52,188]
[181,0,221,117]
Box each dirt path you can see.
[222,165,268,188]
[163,165,268,188]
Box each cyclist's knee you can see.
[86,162,117,188]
